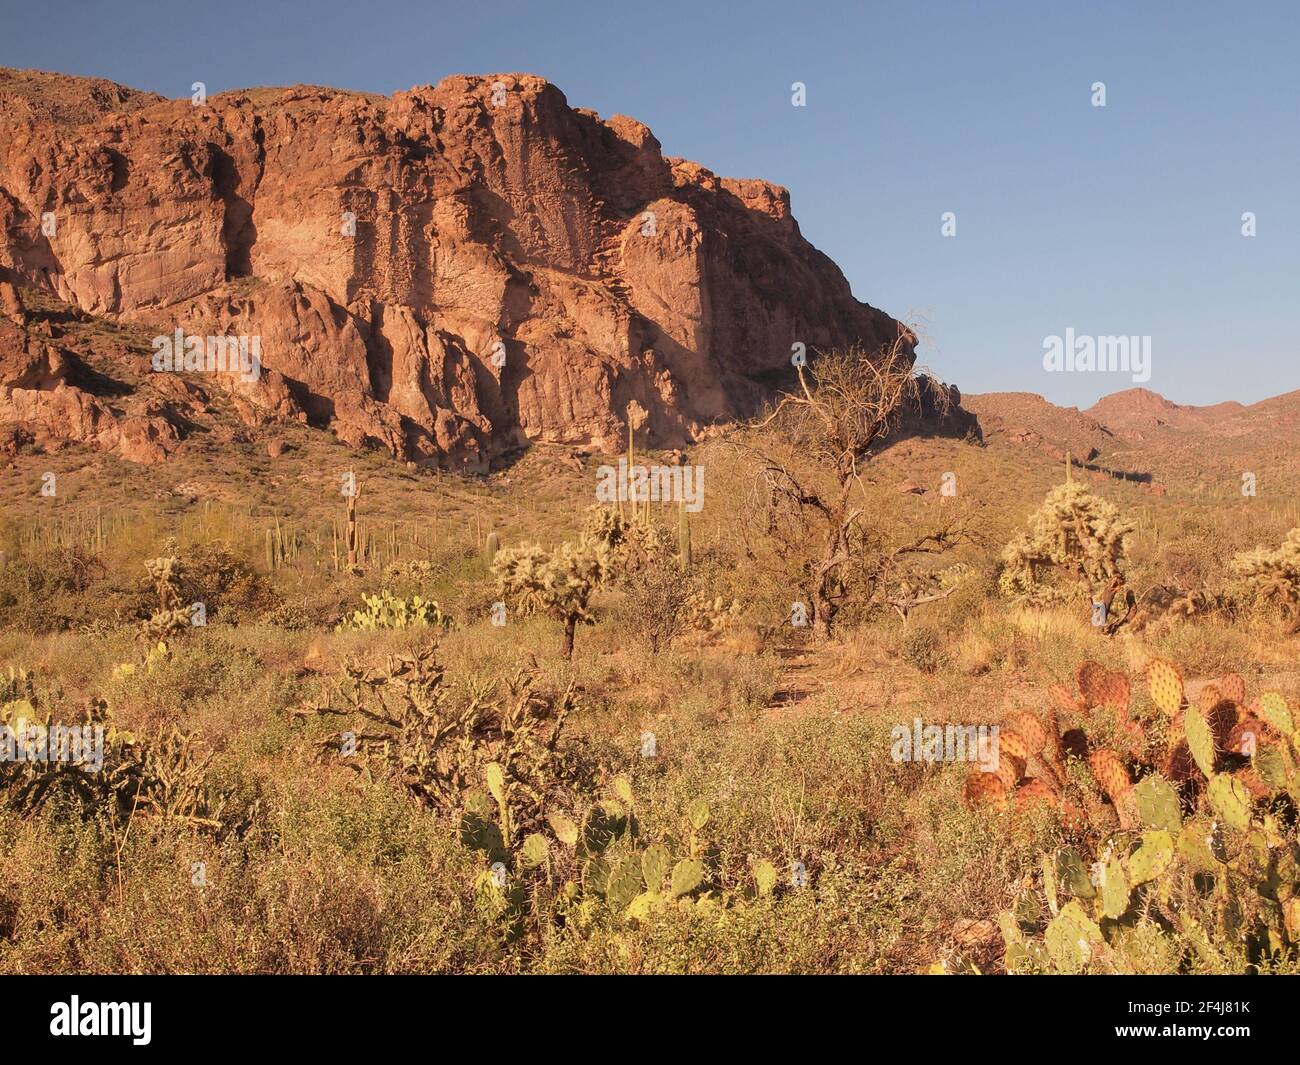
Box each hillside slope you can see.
[0,68,910,470]
[967,387,1300,497]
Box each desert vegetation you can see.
[1,336,1298,976]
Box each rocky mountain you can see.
[967,387,1300,492]
[0,68,913,469]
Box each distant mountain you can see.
[1086,388,1251,437]
[966,388,1300,493]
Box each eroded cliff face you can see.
[0,69,905,467]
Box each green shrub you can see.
[899,625,946,674]
[0,547,128,632]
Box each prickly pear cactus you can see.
[1076,661,1109,706]
[605,856,644,911]
[670,858,705,899]
[641,844,672,890]
[1258,691,1294,735]
[1088,749,1131,805]
[1000,661,1300,973]
[962,770,1008,810]
[335,590,451,631]
[1005,710,1048,754]
[1146,658,1185,717]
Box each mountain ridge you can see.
[966,386,1300,491]
[0,67,924,469]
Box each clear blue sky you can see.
[2,0,1297,408]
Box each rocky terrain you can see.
[0,68,911,470]
[966,387,1300,494]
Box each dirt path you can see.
[765,645,822,714]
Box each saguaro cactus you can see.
[678,498,692,570]
[345,486,359,569]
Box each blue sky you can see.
[2,0,1297,407]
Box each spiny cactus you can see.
[514,780,779,927]
[335,590,451,632]
[139,549,191,641]
[1003,681,1300,972]
[461,762,790,942]
[381,559,440,585]
[484,530,501,567]
[998,481,1135,630]
[144,551,182,610]
[979,662,1300,971]
[492,535,609,659]
[0,682,236,831]
[1147,657,1184,717]
[582,506,668,574]
[963,769,1009,810]
[682,591,743,635]
[293,644,584,836]
[1088,748,1132,808]
[963,656,1288,835]
[1229,527,1300,630]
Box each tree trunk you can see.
[812,604,833,641]
[562,615,577,659]
[812,507,849,640]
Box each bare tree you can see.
[736,329,961,639]
[861,513,985,623]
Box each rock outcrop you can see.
[0,320,182,464]
[0,68,912,467]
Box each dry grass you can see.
[1,380,1299,974]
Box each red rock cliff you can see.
[0,69,905,468]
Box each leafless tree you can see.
[734,328,972,638]
[860,513,985,623]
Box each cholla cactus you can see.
[1229,527,1300,630]
[381,559,440,585]
[144,552,182,611]
[139,550,189,640]
[292,645,582,838]
[1,679,232,830]
[999,482,1134,624]
[138,608,191,641]
[682,592,743,635]
[582,507,669,574]
[492,536,610,659]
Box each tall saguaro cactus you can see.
[345,485,359,569]
[678,497,692,570]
